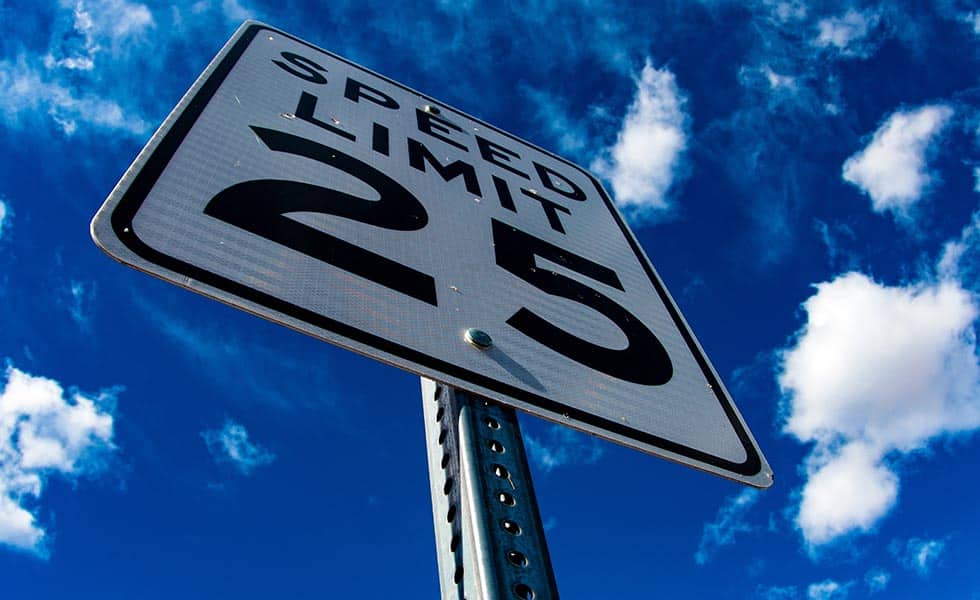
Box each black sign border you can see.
[104,23,766,481]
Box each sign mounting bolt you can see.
[464,328,493,350]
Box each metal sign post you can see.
[421,378,558,600]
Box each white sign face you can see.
[91,22,771,487]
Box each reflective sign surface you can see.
[92,22,772,487]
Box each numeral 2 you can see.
[205,126,438,306]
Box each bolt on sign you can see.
[92,21,772,487]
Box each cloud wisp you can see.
[137,296,335,413]
[806,579,852,600]
[524,423,604,473]
[0,0,160,137]
[842,104,954,220]
[958,10,980,36]
[778,270,980,548]
[938,208,980,289]
[0,57,150,137]
[45,0,154,71]
[591,59,689,224]
[813,9,881,58]
[756,584,800,600]
[694,488,760,565]
[65,280,97,329]
[864,568,890,594]
[0,365,118,557]
[201,419,274,476]
[520,84,592,160]
[890,537,947,577]
[0,198,8,241]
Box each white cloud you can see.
[795,442,898,546]
[807,580,852,600]
[963,11,980,36]
[694,488,760,565]
[0,493,43,552]
[814,10,880,57]
[524,424,604,473]
[73,0,153,41]
[891,537,947,576]
[0,365,117,556]
[0,1,155,136]
[43,55,95,72]
[864,568,890,594]
[85,0,154,39]
[779,272,980,546]
[202,419,274,475]
[842,104,954,218]
[0,58,149,136]
[44,7,97,72]
[761,66,796,90]
[782,273,980,448]
[591,59,689,222]
[46,0,154,72]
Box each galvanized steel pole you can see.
[421,378,559,600]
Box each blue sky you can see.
[1,1,979,598]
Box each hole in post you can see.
[488,440,505,453]
[438,428,448,445]
[501,520,522,535]
[454,566,463,584]
[506,550,528,568]
[447,505,457,522]
[513,583,535,599]
[443,477,454,495]
[498,492,516,506]
[441,453,450,469]
[492,464,510,479]
[436,407,445,422]
[450,535,460,551]
[485,417,500,429]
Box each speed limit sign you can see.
[92,22,771,487]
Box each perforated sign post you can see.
[92,20,770,488]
